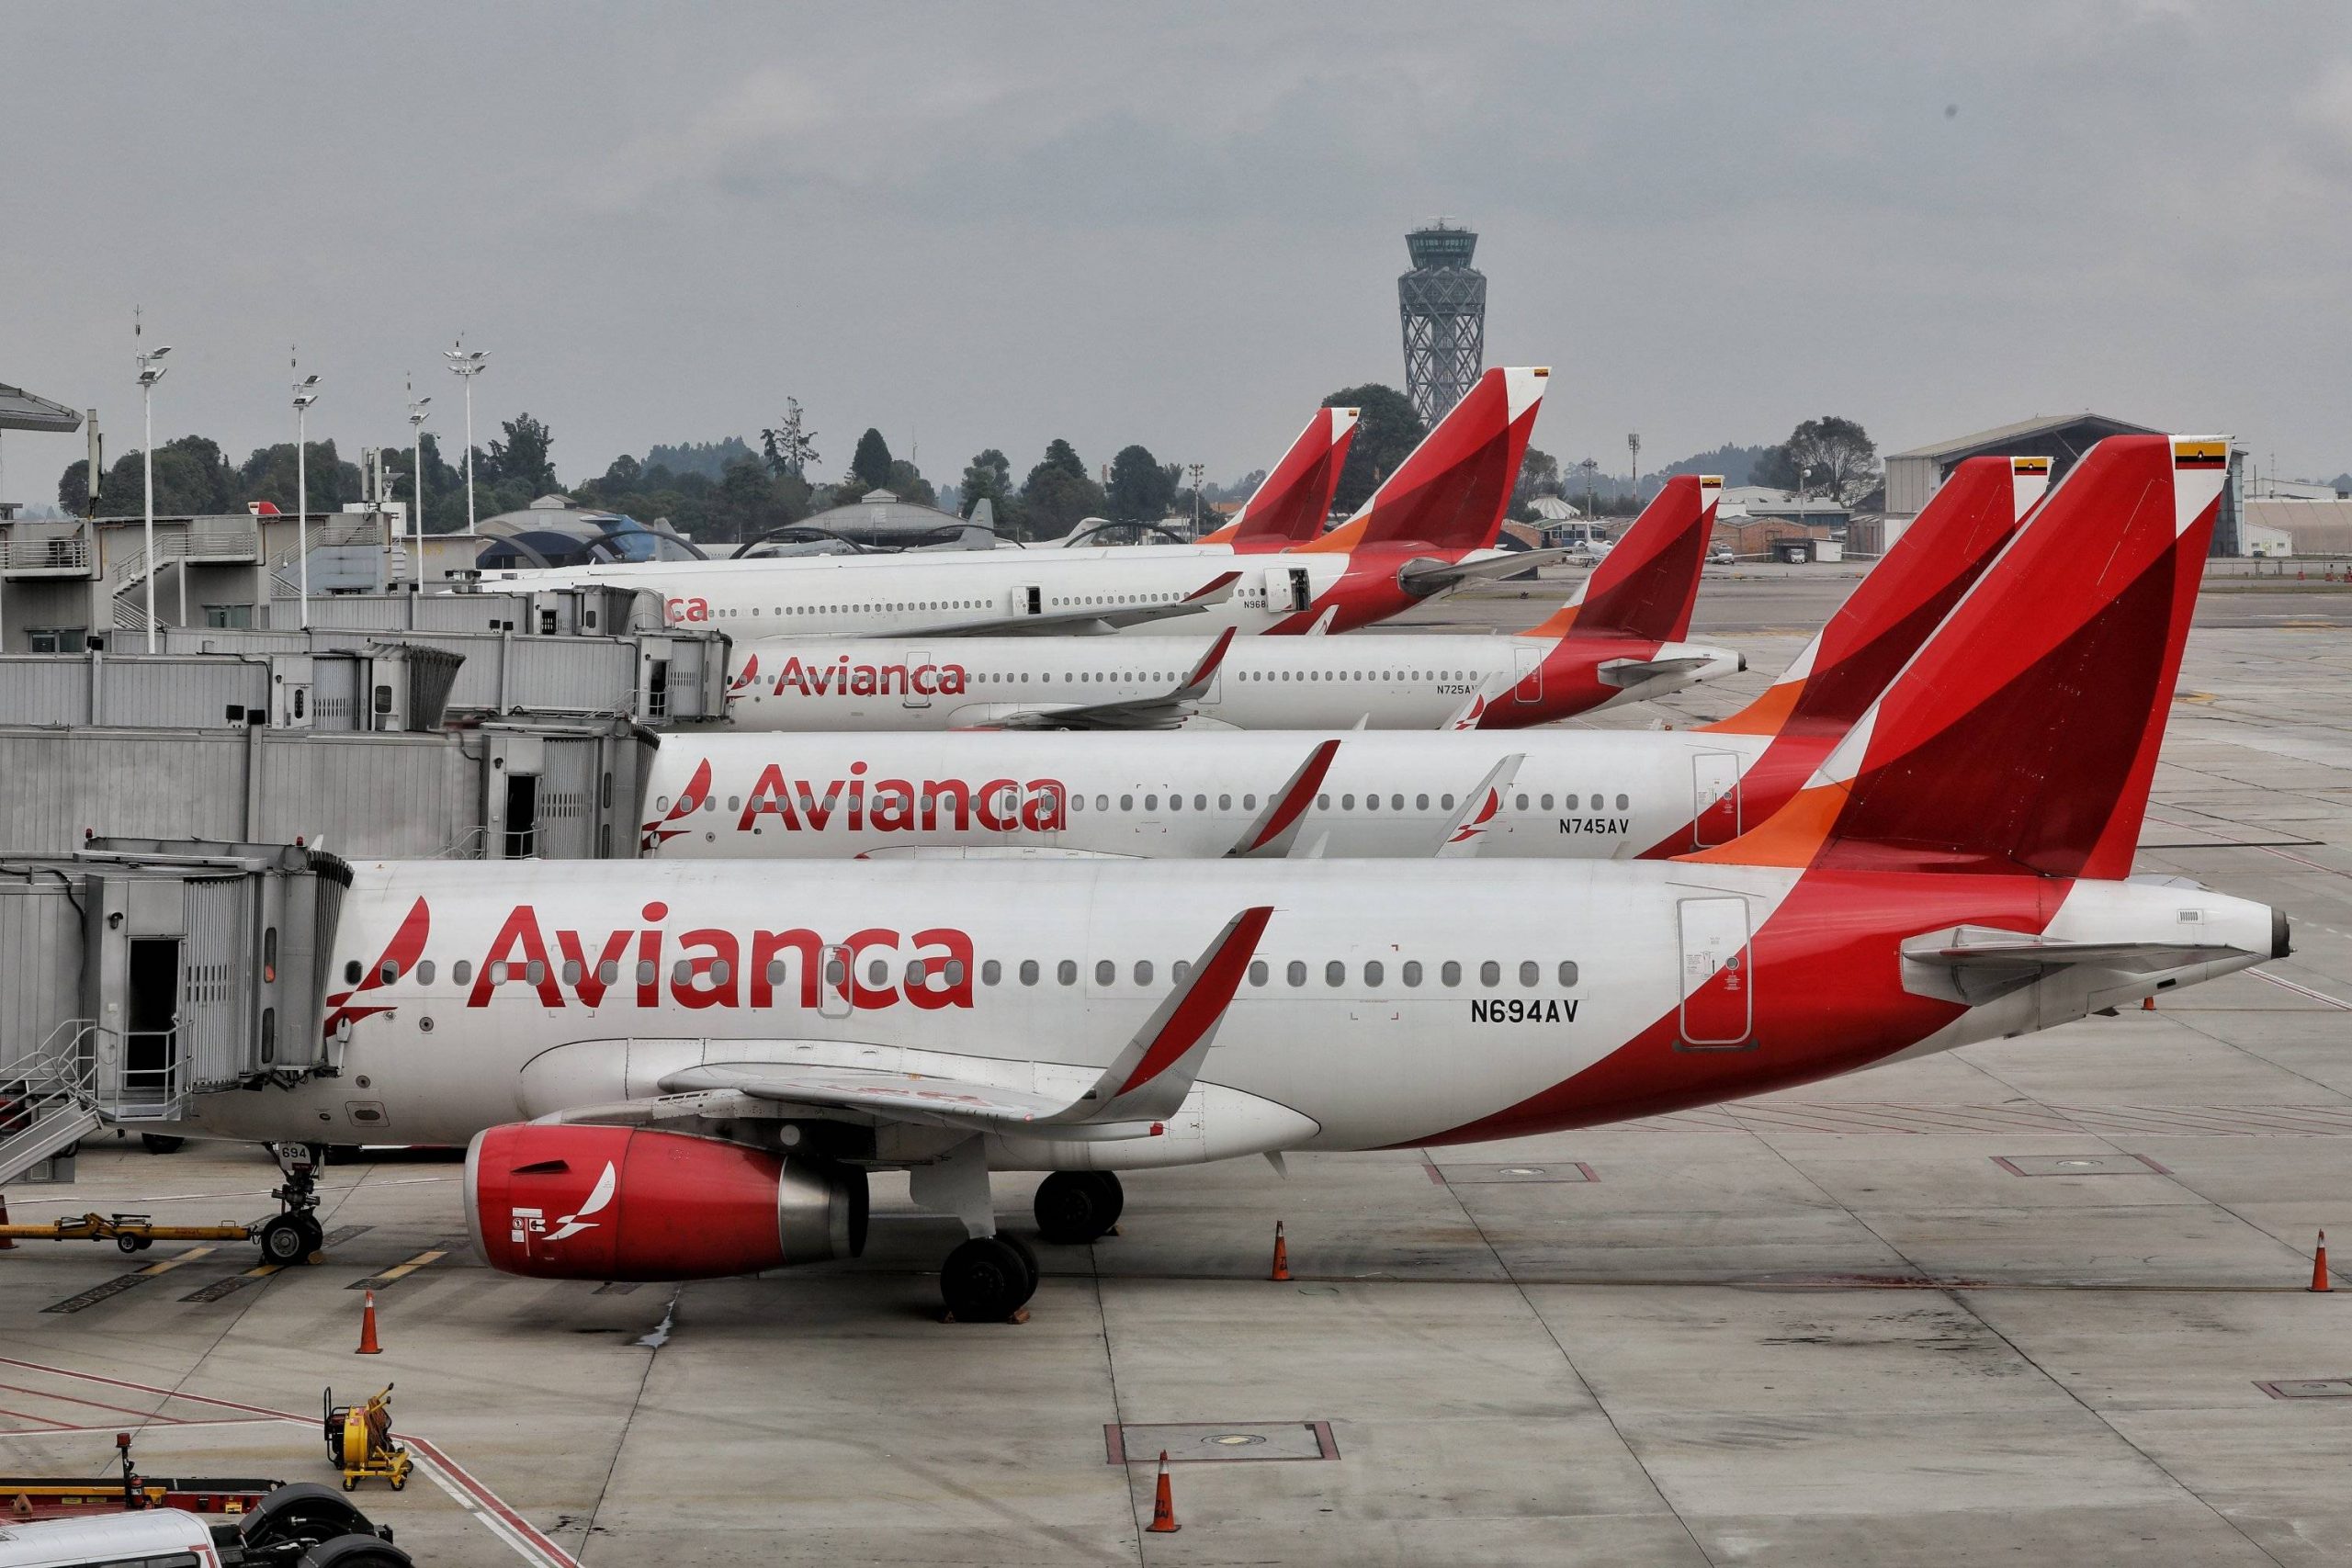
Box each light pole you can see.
[1188,461,1205,538]
[1627,433,1641,501]
[135,340,173,651]
[292,362,320,627]
[444,341,488,535]
[407,385,432,592]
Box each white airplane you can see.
[474,368,1550,639]
[718,473,1737,732]
[638,456,2046,860]
[170,436,2265,1324]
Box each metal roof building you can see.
[1884,412,2248,555]
[0,381,84,522]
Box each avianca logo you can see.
[1449,693,1489,731]
[737,761,1065,835]
[762,655,969,699]
[641,759,714,850]
[465,901,975,1012]
[322,896,430,1037]
[514,1161,616,1246]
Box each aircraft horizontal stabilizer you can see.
[1899,923,2267,1005]
[1396,548,1573,599]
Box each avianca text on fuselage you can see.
[730,652,972,700]
[646,761,1070,850]
[326,896,977,1031]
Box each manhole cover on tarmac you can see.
[1991,1153,2168,1177]
[2257,1379,2352,1399]
[1106,1421,1340,1462]
[1438,1161,1599,1184]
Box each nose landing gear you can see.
[258,1142,328,1264]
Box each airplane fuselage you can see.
[178,859,2274,1165]
[718,630,1742,731]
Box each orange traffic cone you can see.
[356,1290,383,1354]
[0,1193,14,1250]
[1270,1221,1291,1282]
[1146,1450,1180,1533]
[2142,996,2155,1011]
[2312,1231,2333,1293]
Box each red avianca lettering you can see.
[737,761,1068,835]
[462,901,976,1013]
[767,656,969,699]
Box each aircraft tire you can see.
[1033,1170,1122,1245]
[941,1236,1036,1321]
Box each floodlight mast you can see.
[134,335,172,651]
[407,385,432,592]
[444,342,489,536]
[293,358,321,627]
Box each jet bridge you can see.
[0,839,349,1185]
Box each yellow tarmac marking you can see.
[376,1249,447,1282]
[135,1247,215,1277]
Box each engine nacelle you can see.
[465,1123,868,1280]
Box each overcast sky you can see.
[5,1,2347,501]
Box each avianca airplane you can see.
[1054,404,1359,551]
[718,472,1735,732]
[172,434,2270,1323]
[638,456,2044,861]
[474,368,1549,639]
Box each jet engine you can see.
[465,1123,868,1280]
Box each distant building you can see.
[475,494,698,569]
[1717,485,1850,527]
[1397,222,1487,424]
[2242,499,2352,557]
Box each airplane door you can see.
[1028,781,1063,844]
[1690,752,1741,848]
[820,944,854,1020]
[904,650,933,708]
[1512,643,1544,704]
[1264,567,1312,614]
[1677,897,1753,1049]
[1017,584,1043,618]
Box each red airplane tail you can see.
[1299,367,1546,556]
[1705,455,2047,739]
[1202,407,1361,549]
[1520,475,1719,643]
[1695,435,2227,879]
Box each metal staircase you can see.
[0,1021,107,1187]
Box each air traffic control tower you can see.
[1397,221,1487,424]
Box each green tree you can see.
[1512,446,1563,510]
[1321,384,1424,513]
[1106,443,1177,521]
[59,434,237,516]
[483,413,558,494]
[1021,439,1106,538]
[881,457,937,508]
[960,448,1017,533]
[1755,417,1879,503]
[850,428,895,491]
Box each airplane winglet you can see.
[1434,753,1524,858]
[1184,570,1242,604]
[1175,625,1238,701]
[1061,905,1277,1122]
[1227,739,1341,858]
[1442,686,1493,731]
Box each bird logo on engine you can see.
[512,1160,618,1247]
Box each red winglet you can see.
[1114,906,1274,1096]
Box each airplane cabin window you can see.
[1559,962,1579,987]
[1326,961,1345,987]
[1095,959,1115,986]
[1020,960,1040,986]
[907,960,927,986]
[1173,960,1191,981]
[1480,961,1501,987]
[599,960,619,985]
[1193,795,1206,810]
[943,960,966,986]
[452,961,473,986]
[380,960,401,984]
[1287,961,1307,987]
[867,959,888,986]
[414,960,435,986]
[1219,794,1232,810]
[1145,795,1159,811]
[672,960,691,985]
[1170,795,1182,812]
[1243,795,1257,809]
[1515,795,1530,810]
[1442,961,1463,987]
[1541,794,1555,810]
[1442,794,1456,810]
[766,960,787,985]
[1365,960,1385,986]
[489,961,510,984]
[1342,794,1355,810]
[1096,795,1109,811]
[1317,794,1330,809]
[1120,795,1134,811]
[1519,961,1539,987]
[1249,961,1269,986]
[1402,961,1422,987]
[1416,794,1430,811]
[1616,794,1630,810]
[561,961,582,986]
[1135,960,1153,985]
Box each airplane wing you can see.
[1397,549,1574,599]
[911,571,1241,637]
[645,906,1275,1136]
[1225,739,1340,858]
[972,626,1236,731]
[1434,753,1523,858]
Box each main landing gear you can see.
[911,1146,1128,1320]
[1034,1170,1124,1246]
[257,1142,328,1265]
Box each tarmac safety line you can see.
[346,1248,448,1291]
[2250,968,2352,1011]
